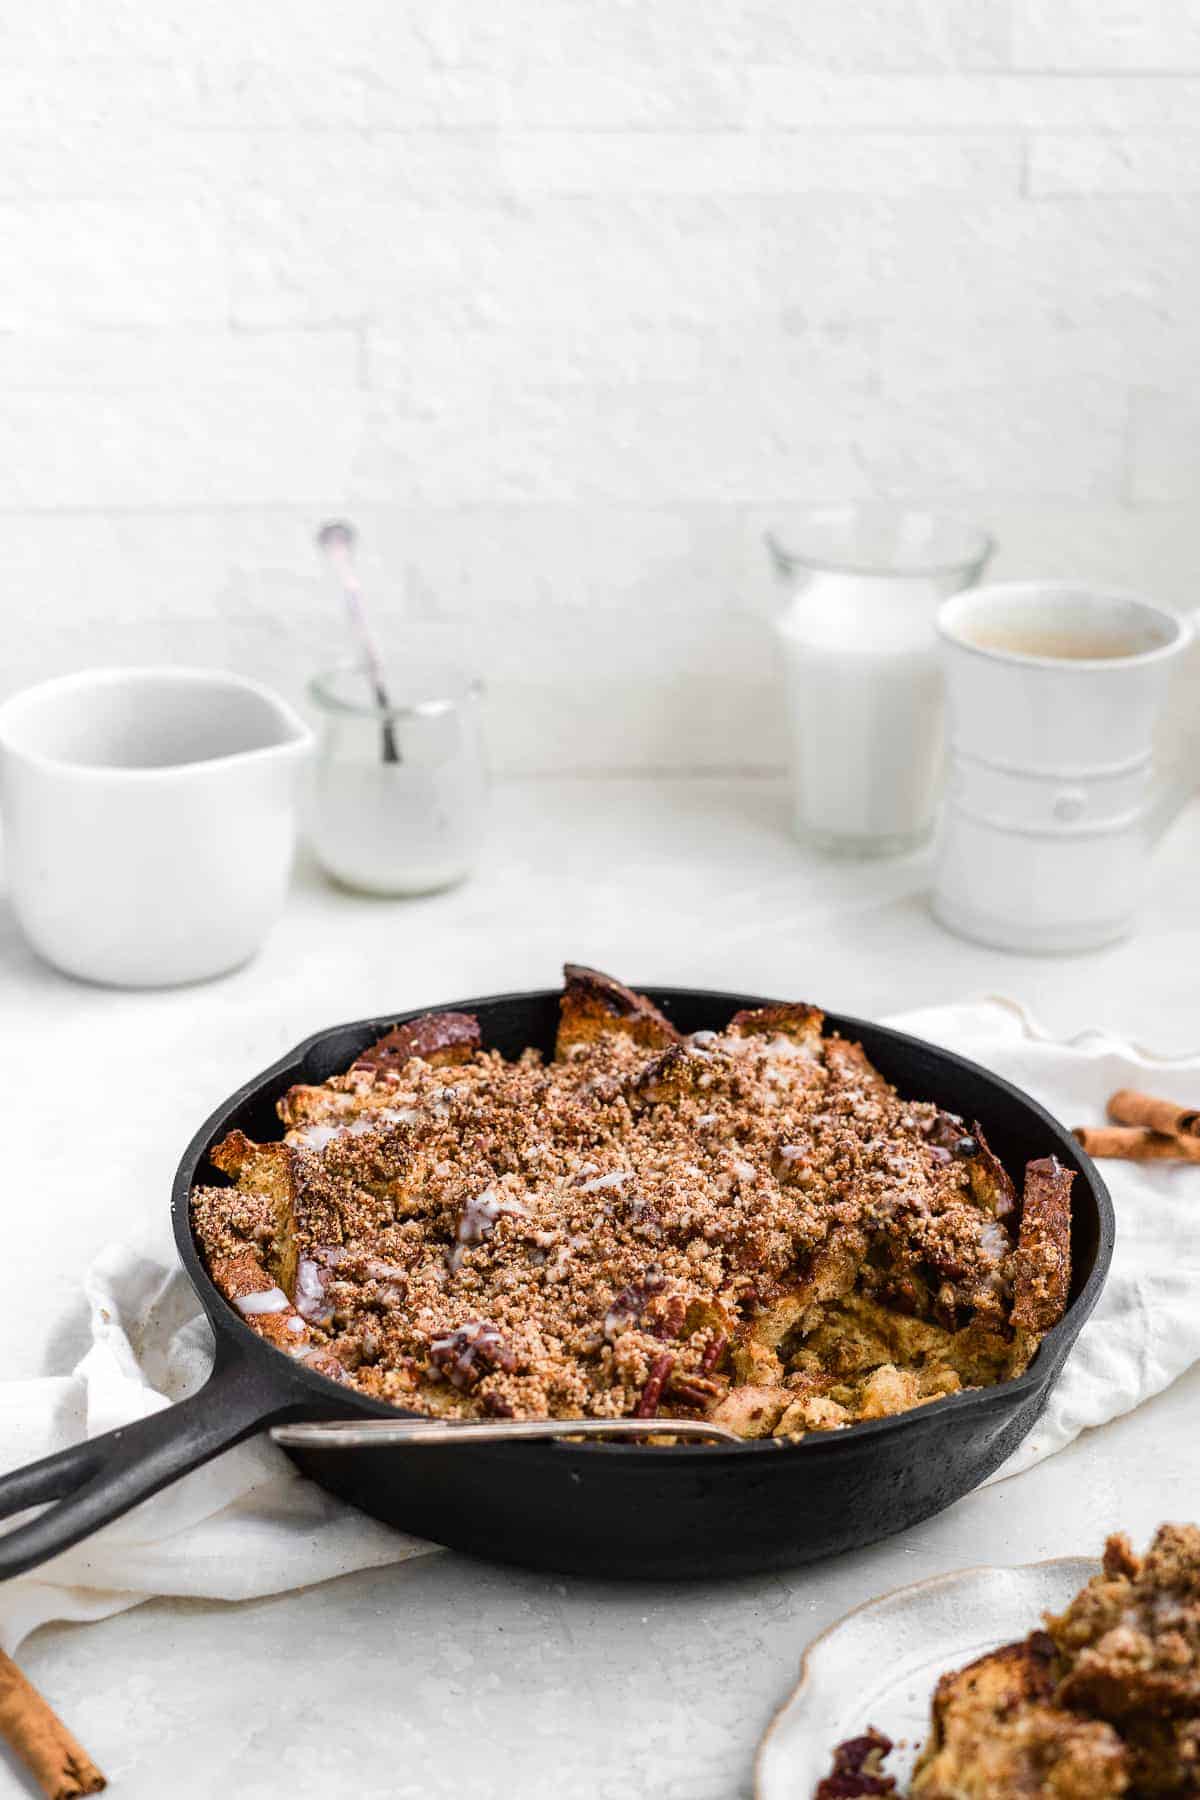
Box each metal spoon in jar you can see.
[316,519,401,765]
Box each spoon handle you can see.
[272,1416,743,1449]
[316,519,401,765]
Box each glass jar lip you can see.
[309,662,483,722]
[766,504,994,580]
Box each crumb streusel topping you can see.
[823,1524,1200,1797]
[190,966,1072,1434]
[1046,1524,1200,1794]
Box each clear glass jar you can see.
[765,504,993,857]
[308,663,487,895]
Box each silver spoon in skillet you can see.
[273,1418,743,1449]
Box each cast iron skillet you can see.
[0,987,1114,1582]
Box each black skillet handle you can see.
[0,1345,307,1581]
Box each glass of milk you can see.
[766,505,992,856]
[308,662,487,895]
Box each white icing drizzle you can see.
[577,1170,630,1194]
[364,1257,408,1282]
[236,1287,291,1316]
[295,1106,420,1149]
[294,1257,330,1322]
[295,1122,340,1150]
[447,1187,528,1273]
[543,1232,588,1282]
[979,1219,1011,1261]
[727,1032,809,1061]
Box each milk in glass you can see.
[768,508,991,855]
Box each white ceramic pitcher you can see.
[0,667,313,986]
[933,583,1195,953]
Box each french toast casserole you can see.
[190,966,1073,1436]
[818,1525,1200,1797]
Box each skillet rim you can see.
[170,984,1114,1461]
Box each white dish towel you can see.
[2,996,1198,1653]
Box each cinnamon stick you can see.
[0,1652,105,1798]
[1073,1125,1200,1164]
[1107,1088,1200,1139]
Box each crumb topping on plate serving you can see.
[820,1523,1200,1797]
[191,965,1073,1435]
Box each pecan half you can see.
[667,1372,726,1409]
[635,1352,675,1418]
[429,1321,515,1389]
[603,1271,665,1341]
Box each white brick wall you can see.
[2,0,1198,773]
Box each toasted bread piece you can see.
[210,1130,303,1294]
[912,1634,1129,1798]
[555,964,681,1057]
[823,1033,890,1094]
[352,1011,481,1076]
[927,1108,971,1151]
[733,1226,868,1374]
[853,1361,923,1419]
[774,1384,851,1436]
[207,1246,276,1307]
[278,1083,369,1132]
[791,1291,996,1384]
[204,1245,349,1382]
[920,1118,1018,1231]
[208,1248,305,1349]
[1120,1717,1200,1795]
[707,1384,789,1438]
[630,1042,705,1106]
[208,1127,406,1283]
[776,1357,958,1437]
[1012,1156,1073,1337]
[728,1002,824,1059]
[962,1123,1018,1222]
[278,1094,424,1149]
[209,1127,268,1183]
[1050,1525,1200,1724]
[203,1112,432,1310]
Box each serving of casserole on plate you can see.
[770,1523,1200,1798]
[191,964,1074,1438]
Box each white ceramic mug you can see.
[933,583,1195,953]
[0,667,313,986]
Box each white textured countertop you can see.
[4,775,1199,1799]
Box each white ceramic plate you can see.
[755,1556,1099,1798]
